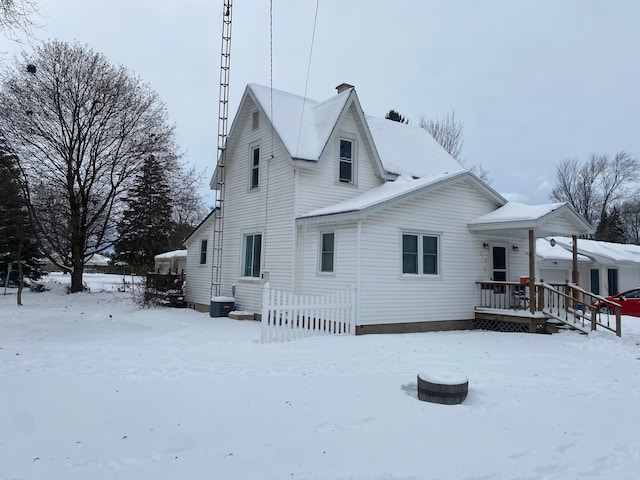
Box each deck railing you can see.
[476,281,621,336]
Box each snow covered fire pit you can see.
[417,373,468,405]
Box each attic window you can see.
[338,138,354,184]
[252,111,259,130]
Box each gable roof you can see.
[468,202,593,237]
[297,170,505,225]
[230,84,463,180]
[183,208,217,246]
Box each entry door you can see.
[492,245,507,282]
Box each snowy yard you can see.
[2,273,640,480]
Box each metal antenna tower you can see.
[211,0,232,298]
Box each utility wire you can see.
[294,0,320,157]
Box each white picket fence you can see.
[260,282,356,342]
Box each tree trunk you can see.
[16,263,23,306]
[70,263,84,292]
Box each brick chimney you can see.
[335,83,354,94]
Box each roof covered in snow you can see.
[247,84,462,179]
[536,238,590,262]
[552,237,640,264]
[469,202,593,237]
[298,171,504,223]
[154,250,187,260]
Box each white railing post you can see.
[261,282,271,343]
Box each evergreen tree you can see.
[0,133,44,305]
[114,155,174,273]
[385,109,408,124]
[595,207,627,243]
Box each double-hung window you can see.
[243,233,262,278]
[402,233,439,275]
[320,231,335,273]
[250,145,260,189]
[200,239,208,265]
[338,138,354,184]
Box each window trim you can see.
[249,143,260,190]
[242,232,262,278]
[337,135,356,185]
[199,239,208,265]
[318,230,336,274]
[401,232,440,276]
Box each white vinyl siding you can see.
[355,181,501,325]
[183,213,218,309]
[296,105,384,217]
[218,96,296,313]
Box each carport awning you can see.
[468,202,593,238]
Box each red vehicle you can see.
[594,288,640,316]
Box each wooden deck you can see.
[475,281,622,336]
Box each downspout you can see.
[356,220,362,329]
[292,166,299,293]
[528,229,536,315]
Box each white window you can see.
[243,233,262,278]
[402,233,439,275]
[252,111,259,130]
[338,138,354,184]
[250,145,260,189]
[199,239,208,265]
[319,231,335,273]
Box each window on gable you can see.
[402,233,439,275]
[200,239,208,265]
[320,231,335,273]
[252,111,259,130]
[338,138,353,184]
[250,145,260,189]
[243,233,262,278]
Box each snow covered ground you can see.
[2,273,640,480]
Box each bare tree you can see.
[419,111,491,183]
[550,152,638,230]
[620,196,640,244]
[0,0,39,40]
[419,111,464,161]
[0,40,178,292]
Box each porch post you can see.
[571,234,578,284]
[529,229,535,314]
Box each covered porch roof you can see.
[468,202,593,238]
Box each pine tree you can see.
[385,109,408,124]
[114,155,174,273]
[595,207,627,243]
[0,132,44,305]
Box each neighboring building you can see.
[154,250,187,274]
[541,237,640,296]
[189,83,591,331]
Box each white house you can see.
[540,237,640,296]
[187,83,592,332]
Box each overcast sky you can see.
[4,0,640,207]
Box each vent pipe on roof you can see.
[335,83,354,94]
